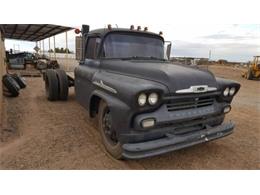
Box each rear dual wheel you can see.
[55,69,69,101]
[45,69,59,101]
[45,69,68,101]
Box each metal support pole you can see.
[48,38,51,58]
[35,42,38,54]
[53,36,56,60]
[42,40,45,56]
[65,31,68,70]
[39,41,41,55]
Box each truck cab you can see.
[46,25,241,159]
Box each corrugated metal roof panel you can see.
[0,24,74,41]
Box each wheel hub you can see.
[102,110,118,145]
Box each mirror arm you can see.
[165,41,172,60]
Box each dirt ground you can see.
[0,65,259,170]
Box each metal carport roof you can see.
[0,24,74,41]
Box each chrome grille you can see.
[166,96,215,112]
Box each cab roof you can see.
[87,28,164,40]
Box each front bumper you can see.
[122,122,234,159]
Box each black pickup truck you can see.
[44,25,240,159]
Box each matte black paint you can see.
[74,28,241,158]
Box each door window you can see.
[85,37,101,59]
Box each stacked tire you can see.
[45,69,68,101]
[11,74,27,89]
[2,74,26,97]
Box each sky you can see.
[4,24,259,62]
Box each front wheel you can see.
[98,100,123,159]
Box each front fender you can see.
[89,90,133,137]
[216,77,241,102]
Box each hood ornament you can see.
[176,85,217,94]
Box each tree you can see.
[64,48,70,53]
[52,47,73,54]
[54,48,60,53]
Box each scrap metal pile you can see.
[6,51,60,70]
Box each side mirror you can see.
[75,25,90,35]
[82,25,90,35]
[81,25,90,61]
[165,41,172,60]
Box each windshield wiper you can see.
[121,56,166,61]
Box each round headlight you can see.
[148,93,158,105]
[138,93,147,106]
[229,87,236,96]
[223,88,230,96]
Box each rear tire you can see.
[55,69,69,101]
[98,100,123,159]
[45,69,59,101]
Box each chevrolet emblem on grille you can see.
[197,87,205,91]
[176,85,217,94]
[193,86,207,93]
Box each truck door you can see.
[75,36,101,110]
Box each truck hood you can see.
[101,60,218,93]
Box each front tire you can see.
[98,100,123,159]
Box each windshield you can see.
[103,33,164,59]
